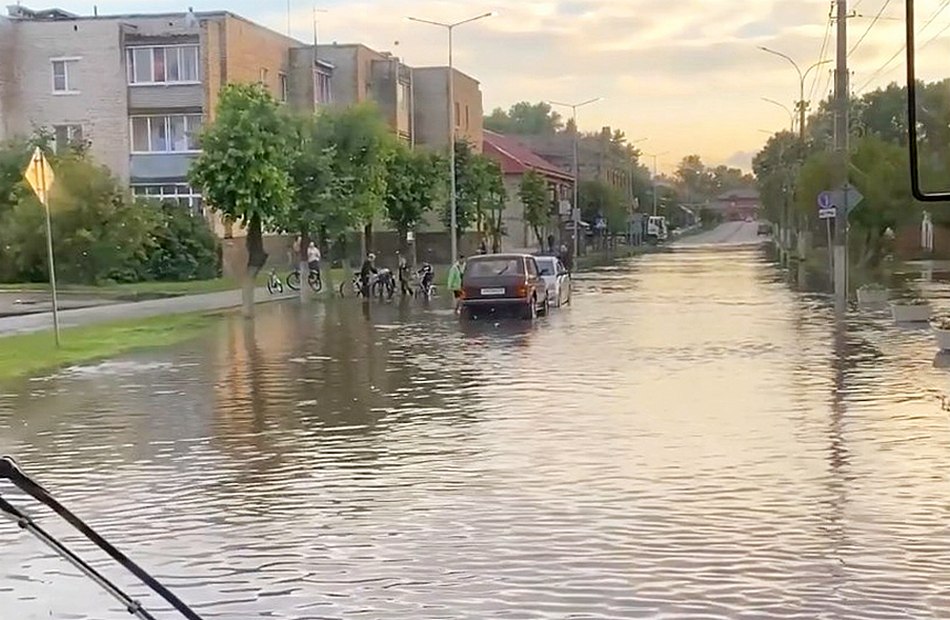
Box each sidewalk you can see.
[0,287,292,336]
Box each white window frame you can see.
[278,72,288,103]
[126,45,200,86]
[132,183,204,214]
[51,57,81,94]
[129,114,203,154]
[52,124,84,152]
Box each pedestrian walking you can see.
[360,252,378,299]
[447,254,465,313]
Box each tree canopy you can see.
[484,101,563,135]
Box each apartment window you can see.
[279,73,288,103]
[130,114,203,153]
[132,184,204,214]
[315,70,331,105]
[259,67,269,85]
[397,81,409,111]
[127,45,200,84]
[454,102,460,128]
[465,105,470,130]
[53,124,83,152]
[51,58,80,93]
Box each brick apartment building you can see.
[0,5,334,227]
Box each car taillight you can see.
[515,283,529,297]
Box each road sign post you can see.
[24,147,60,347]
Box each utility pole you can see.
[833,0,849,309]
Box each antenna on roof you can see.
[93,5,97,16]
[184,6,198,29]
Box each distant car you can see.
[757,223,771,236]
[460,253,548,320]
[534,255,572,308]
[744,216,754,223]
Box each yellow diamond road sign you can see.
[24,146,55,203]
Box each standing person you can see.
[447,254,465,313]
[397,252,413,297]
[560,243,572,272]
[478,239,488,255]
[359,252,377,299]
[289,235,302,269]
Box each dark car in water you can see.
[460,253,549,320]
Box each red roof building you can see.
[483,130,575,251]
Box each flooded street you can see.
[5,236,950,618]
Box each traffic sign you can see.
[819,207,836,220]
[24,147,54,203]
[838,184,864,213]
[22,146,61,347]
[817,191,834,210]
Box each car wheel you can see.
[521,297,537,321]
[539,296,549,316]
[459,305,474,321]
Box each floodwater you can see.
[5,228,950,618]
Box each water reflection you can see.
[4,247,950,617]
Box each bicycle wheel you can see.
[266,278,282,295]
[308,272,323,293]
[286,271,301,291]
[338,280,348,297]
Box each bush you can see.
[144,200,221,281]
[0,146,220,285]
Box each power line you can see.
[855,0,950,92]
[807,2,835,106]
[849,0,892,57]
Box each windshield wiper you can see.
[0,456,204,620]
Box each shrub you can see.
[144,200,221,281]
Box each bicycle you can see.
[415,263,437,300]
[266,268,284,295]
[286,267,323,292]
[339,271,395,300]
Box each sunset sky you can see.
[46,0,950,172]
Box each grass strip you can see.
[0,313,215,382]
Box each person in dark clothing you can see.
[547,234,556,255]
[396,253,413,296]
[478,240,488,255]
[359,253,378,298]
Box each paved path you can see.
[673,221,765,247]
[0,287,292,336]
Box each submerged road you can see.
[4,237,950,618]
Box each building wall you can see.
[412,67,483,153]
[2,18,130,180]
[0,17,14,142]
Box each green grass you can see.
[0,313,215,382]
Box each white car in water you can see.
[534,255,572,308]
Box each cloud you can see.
[45,0,935,171]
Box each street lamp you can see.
[409,12,495,262]
[757,46,832,142]
[761,97,795,133]
[548,97,602,262]
[644,151,669,215]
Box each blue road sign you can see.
[817,191,834,209]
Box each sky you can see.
[39,0,950,172]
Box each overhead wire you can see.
[855,0,950,92]
[849,0,892,57]
[807,2,835,107]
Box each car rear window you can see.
[466,257,524,277]
[536,258,556,272]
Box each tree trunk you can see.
[244,213,267,318]
[363,222,373,256]
[319,226,333,295]
[298,229,311,304]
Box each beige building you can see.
[412,66,483,153]
[315,43,413,142]
[0,5,332,227]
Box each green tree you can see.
[484,101,563,135]
[519,169,549,250]
[2,154,157,284]
[314,103,396,256]
[189,82,294,316]
[145,200,221,282]
[384,143,445,255]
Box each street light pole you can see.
[761,97,795,133]
[549,97,601,263]
[409,12,494,263]
[644,151,668,216]
[758,47,832,142]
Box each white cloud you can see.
[45,0,946,171]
